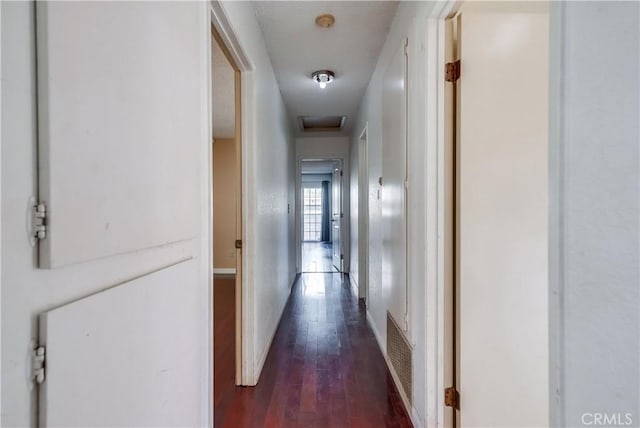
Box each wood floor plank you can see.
[214,272,413,427]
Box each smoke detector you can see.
[315,14,335,28]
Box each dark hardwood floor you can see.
[214,273,413,428]
[214,274,237,426]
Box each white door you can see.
[33,2,208,425]
[455,3,549,426]
[331,166,342,271]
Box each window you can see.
[303,186,323,241]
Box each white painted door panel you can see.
[457,4,549,426]
[36,2,203,267]
[38,259,201,427]
[382,40,408,330]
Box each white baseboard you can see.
[366,310,422,428]
[213,268,236,275]
[348,274,359,298]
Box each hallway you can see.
[301,242,338,273]
[215,273,412,427]
[2,2,637,427]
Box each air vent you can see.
[299,115,346,132]
[387,311,413,404]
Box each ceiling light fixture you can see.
[312,70,335,89]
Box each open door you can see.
[233,66,243,386]
[331,164,343,272]
[211,26,243,386]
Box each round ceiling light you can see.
[312,70,335,89]
[315,14,335,29]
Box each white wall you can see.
[220,1,296,384]
[349,2,639,428]
[349,3,433,426]
[549,2,639,426]
[297,136,349,160]
[1,1,211,426]
[296,137,349,273]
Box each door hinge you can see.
[340,254,344,260]
[340,170,343,177]
[33,203,47,240]
[235,239,242,249]
[444,386,460,409]
[403,38,409,56]
[33,346,46,385]
[445,60,461,82]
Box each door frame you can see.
[211,22,243,386]
[209,0,256,397]
[358,124,369,303]
[423,1,462,427]
[425,2,559,427]
[295,156,347,274]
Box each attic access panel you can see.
[299,115,346,132]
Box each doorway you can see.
[211,22,243,421]
[300,159,343,273]
[358,125,369,304]
[441,2,549,427]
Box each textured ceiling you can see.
[212,35,235,140]
[253,1,398,137]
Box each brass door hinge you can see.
[445,60,461,82]
[444,386,460,409]
[235,239,242,249]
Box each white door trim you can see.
[358,123,369,302]
[423,2,461,427]
[209,0,257,395]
